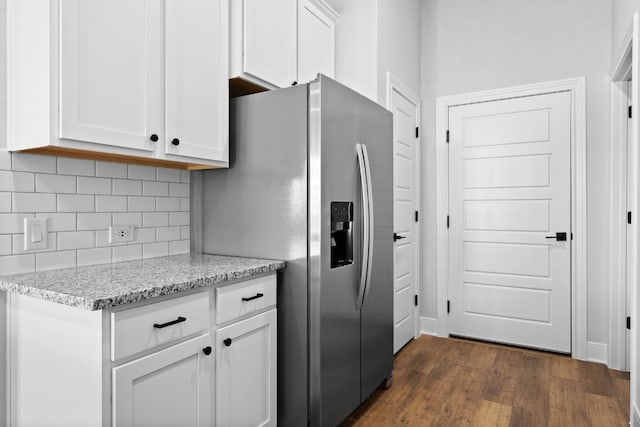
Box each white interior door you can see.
[389,82,420,354]
[627,81,633,371]
[448,91,571,353]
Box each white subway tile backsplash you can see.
[143,242,168,259]
[12,233,57,254]
[0,214,34,234]
[95,195,127,212]
[112,212,142,227]
[77,247,111,267]
[0,193,10,212]
[13,193,56,213]
[96,161,127,179]
[169,240,190,255]
[0,153,189,273]
[157,168,181,183]
[57,194,94,212]
[77,177,111,195]
[169,183,189,197]
[35,173,75,194]
[156,226,181,242]
[57,158,95,176]
[113,244,142,262]
[169,212,189,226]
[58,231,95,250]
[36,213,76,232]
[77,213,111,231]
[143,212,168,227]
[128,196,155,212]
[36,250,76,271]
[12,153,56,174]
[143,181,168,197]
[0,235,12,256]
[128,165,155,181]
[0,171,34,192]
[135,227,156,244]
[0,254,35,275]
[113,179,142,196]
[156,197,180,212]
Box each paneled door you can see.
[448,91,571,352]
[389,83,420,354]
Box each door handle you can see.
[393,233,407,241]
[545,232,567,241]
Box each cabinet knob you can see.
[292,81,298,86]
[149,134,159,142]
[202,346,212,356]
[171,138,180,146]
[223,338,232,347]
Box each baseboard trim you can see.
[420,317,438,336]
[586,341,608,365]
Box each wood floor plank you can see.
[340,336,630,427]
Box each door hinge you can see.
[446,130,450,143]
[446,215,450,228]
[415,211,419,222]
[416,127,419,138]
[627,316,631,330]
[414,295,418,307]
[628,211,632,225]
[447,300,450,314]
[571,232,574,240]
[629,105,633,119]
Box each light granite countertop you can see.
[0,254,285,311]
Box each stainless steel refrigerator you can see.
[201,75,393,427]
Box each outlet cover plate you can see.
[109,225,134,243]
[24,217,48,250]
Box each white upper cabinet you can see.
[297,0,339,84]
[230,0,338,90]
[7,0,228,169]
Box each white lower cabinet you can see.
[113,334,213,427]
[216,309,277,427]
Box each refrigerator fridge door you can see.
[309,77,363,427]
[359,95,394,401]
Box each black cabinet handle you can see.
[171,138,180,146]
[202,346,212,356]
[223,338,232,347]
[292,81,298,86]
[242,293,264,302]
[149,134,159,142]
[153,316,186,329]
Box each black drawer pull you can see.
[153,316,186,329]
[242,293,264,302]
[223,338,232,347]
[202,346,212,356]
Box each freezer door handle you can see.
[360,144,375,307]
[356,144,370,310]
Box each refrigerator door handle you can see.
[361,144,375,307]
[356,144,370,310]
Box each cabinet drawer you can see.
[111,292,210,361]
[216,275,276,324]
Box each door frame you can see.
[386,72,421,342]
[435,77,587,359]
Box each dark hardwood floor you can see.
[342,335,630,426]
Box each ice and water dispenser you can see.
[330,202,353,268]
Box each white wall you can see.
[420,0,612,348]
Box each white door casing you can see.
[627,83,633,371]
[387,73,421,354]
[447,92,571,353]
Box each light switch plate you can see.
[24,217,48,251]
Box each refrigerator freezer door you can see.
[359,95,394,401]
[309,77,363,427]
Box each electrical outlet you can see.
[109,225,135,243]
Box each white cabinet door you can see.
[297,0,337,84]
[165,0,228,162]
[242,0,297,88]
[59,0,161,152]
[113,334,213,427]
[216,309,277,427]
